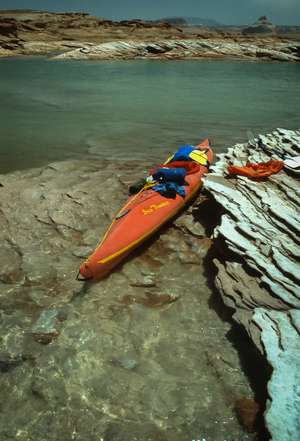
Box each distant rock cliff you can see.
[0,9,183,57]
[1,10,299,60]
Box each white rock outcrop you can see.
[204,128,300,441]
[52,39,300,62]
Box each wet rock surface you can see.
[204,128,300,441]
[0,158,257,440]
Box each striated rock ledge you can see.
[204,128,300,441]
[53,38,300,62]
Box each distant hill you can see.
[155,16,224,27]
[242,15,276,35]
[183,17,224,26]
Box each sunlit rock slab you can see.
[253,308,300,441]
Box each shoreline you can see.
[0,37,299,62]
[0,155,260,441]
[1,10,299,62]
[0,129,299,440]
[52,38,300,62]
[2,53,296,63]
[1,52,298,63]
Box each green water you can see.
[0,57,299,173]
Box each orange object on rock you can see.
[227,159,284,179]
[78,139,213,281]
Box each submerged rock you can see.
[31,309,60,344]
[204,128,300,441]
[0,157,256,440]
[0,352,23,372]
[120,292,179,308]
[110,355,138,370]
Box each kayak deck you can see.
[78,139,213,281]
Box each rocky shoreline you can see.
[52,38,300,62]
[204,128,300,441]
[0,129,299,440]
[0,10,299,62]
[0,157,258,441]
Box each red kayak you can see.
[78,139,213,281]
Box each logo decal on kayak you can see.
[142,201,170,215]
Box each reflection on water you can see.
[0,57,299,173]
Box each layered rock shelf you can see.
[204,128,300,441]
[0,10,299,61]
[53,38,300,61]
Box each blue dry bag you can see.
[152,167,186,185]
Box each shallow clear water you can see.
[0,57,299,173]
[0,159,262,441]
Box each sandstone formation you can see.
[243,16,276,35]
[0,10,183,57]
[53,38,300,61]
[0,10,299,61]
[204,128,300,441]
[0,158,257,440]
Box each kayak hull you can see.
[79,139,213,281]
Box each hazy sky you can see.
[1,0,300,25]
